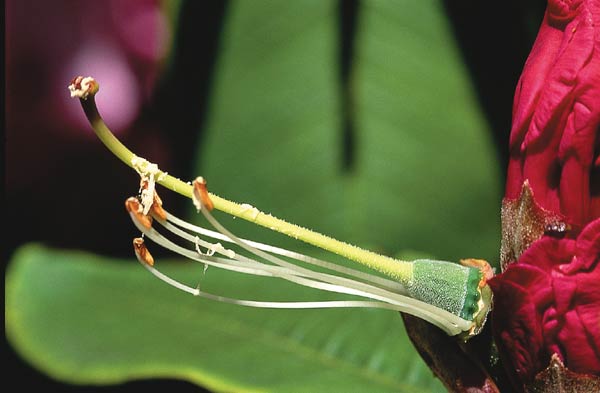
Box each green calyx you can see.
[404,259,483,321]
[461,266,485,320]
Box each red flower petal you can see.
[505,0,600,229]
[489,218,600,389]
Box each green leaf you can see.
[349,0,501,263]
[6,244,444,392]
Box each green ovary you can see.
[405,260,482,321]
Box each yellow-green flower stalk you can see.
[69,76,492,338]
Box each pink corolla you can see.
[490,0,600,391]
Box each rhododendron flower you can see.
[490,0,600,390]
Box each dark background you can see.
[5,0,546,391]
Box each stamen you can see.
[132,157,161,215]
[140,260,412,311]
[197,192,387,291]
[128,209,471,334]
[140,179,167,220]
[163,188,473,333]
[156,212,408,299]
[133,245,470,334]
[164,210,404,293]
[152,192,167,221]
[192,177,214,211]
[141,219,432,315]
[132,221,277,278]
[125,197,152,229]
[133,237,154,266]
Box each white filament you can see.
[195,206,472,334]
[128,210,472,335]
[165,211,404,293]
[155,216,408,300]
[135,217,422,306]
[139,258,412,311]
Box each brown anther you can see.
[192,176,214,211]
[140,179,167,220]
[151,192,167,221]
[460,258,494,288]
[133,237,154,266]
[125,197,153,229]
